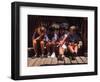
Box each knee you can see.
[46,42,51,46]
[59,47,63,53]
[68,45,72,49]
[51,41,55,45]
[40,41,44,45]
[33,40,37,44]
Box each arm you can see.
[59,33,69,45]
[78,41,83,48]
[33,33,44,41]
[77,34,83,48]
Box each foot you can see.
[57,55,61,61]
[51,52,56,58]
[72,52,76,60]
[34,53,37,57]
[41,54,44,58]
[47,52,51,58]
[69,55,72,60]
[32,53,37,58]
[73,52,77,56]
[72,56,75,60]
[57,55,64,61]
[61,55,65,61]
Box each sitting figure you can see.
[57,25,69,61]
[32,26,46,57]
[46,24,60,58]
[67,25,82,60]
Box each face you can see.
[39,26,46,35]
[69,26,76,34]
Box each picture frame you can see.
[11,1,98,80]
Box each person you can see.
[67,25,82,60]
[57,24,69,61]
[32,26,46,57]
[46,23,60,58]
[51,25,60,58]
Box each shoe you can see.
[41,54,44,58]
[34,53,37,57]
[73,52,77,56]
[72,56,75,60]
[57,55,61,60]
[32,53,37,58]
[62,55,65,61]
[47,52,51,58]
[69,55,72,60]
[57,55,64,61]
[51,52,56,58]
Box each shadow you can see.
[40,63,87,66]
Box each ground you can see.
[28,56,87,67]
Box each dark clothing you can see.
[67,33,80,43]
[47,33,54,41]
[47,32,59,41]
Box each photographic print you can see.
[11,2,97,80]
[28,15,88,67]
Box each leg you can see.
[40,40,45,57]
[32,39,37,57]
[52,41,55,52]
[74,44,78,55]
[68,45,74,53]
[51,41,56,58]
[46,42,52,57]
[68,44,75,60]
[58,46,65,60]
[59,47,65,55]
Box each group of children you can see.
[32,23,82,61]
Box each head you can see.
[59,28,64,34]
[69,25,77,34]
[38,26,46,35]
[54,28,59,34]
[51,23,60,34]
[54,25,60,34]
[40,26,46,33]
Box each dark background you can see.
[28,15,88,55]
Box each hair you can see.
[40,26,46,32]
[69,25,77,32]
[37,26,46,35]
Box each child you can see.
[46,23,60,58]
[32,26,46,57]
[57,26,69,61]
[67,25,81,60]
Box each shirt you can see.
[68,33,80,43]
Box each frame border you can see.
[11,1,98,80]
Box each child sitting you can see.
[67,26,82,60]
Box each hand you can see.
[35,36,40,40]
[59,41,64,46]
[78,41,82,48]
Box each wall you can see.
[0,0,99,82]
